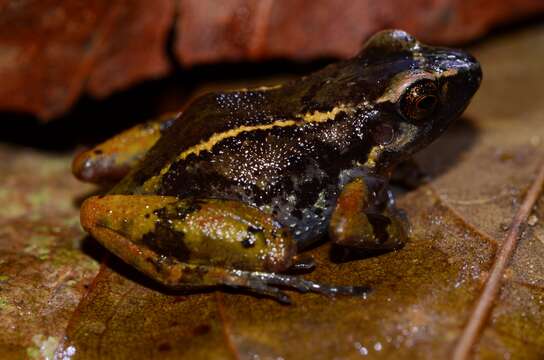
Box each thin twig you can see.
[452,160,544,360]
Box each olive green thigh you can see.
[329,177,407,251]
[81,195,360,302]
[72,113,178,184]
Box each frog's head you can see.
[353,30,482,171]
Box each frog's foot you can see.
[329,176,407,251]
[72,112,178,184]
[223,270,370,304]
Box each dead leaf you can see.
[0,146,100,359]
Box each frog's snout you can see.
[472,61,482,92]
[442,49,482,97]
[463,52,482,96]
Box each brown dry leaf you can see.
[0,147,100,359]
[0,0,173,119]
[1,23,544,360]
[2,0,544,120]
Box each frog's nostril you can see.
[453,51,482,92]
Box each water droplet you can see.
[354,342,368,356]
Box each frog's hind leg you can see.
[81,194,367,302]
[329,176,408,252]
[72,112,178,184]
[229,271,369,304]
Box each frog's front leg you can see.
[81,194,364,302]
[72,112,178,184]
[329,176,407,251]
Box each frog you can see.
[73,30,481,303]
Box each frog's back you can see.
[114,59,372,197]
[113,89,289,193]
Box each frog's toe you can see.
[288,254,315,272]
[245,281,292,304]
[241,271,371,299]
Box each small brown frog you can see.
[73,30,481,302]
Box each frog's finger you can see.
[288,254,315,272]
[72,112,178,184]
[219,270,370,302]
[242,281,292,304]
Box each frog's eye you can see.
[399,79,438,121]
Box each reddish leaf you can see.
[0,0,172,119]
[1,0,544,119]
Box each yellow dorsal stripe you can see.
[141,105,354,191]
[145,104,355,186]
[297,105,349,123]
[175,104,352,162]
[178,120,297,160]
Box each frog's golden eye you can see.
[399,79,438,121]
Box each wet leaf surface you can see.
[0,147,100,359]
[1,23,544,360]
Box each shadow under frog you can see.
[72,30,482,303]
